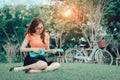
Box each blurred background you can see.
[0,0,120,64]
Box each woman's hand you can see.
[52,49,57,54]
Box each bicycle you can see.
[65,40,113,65]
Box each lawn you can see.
[0,63,120,80]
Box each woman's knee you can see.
[37,60,48,68]
[55,62,60,66]
[45,62,60,71]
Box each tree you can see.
[103,0,120,57]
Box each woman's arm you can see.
[47,39,50,50]
[20,38,40,53]
[20,37,31,52]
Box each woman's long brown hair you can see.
[25,17,46,44]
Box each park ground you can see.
[0,63,120,80]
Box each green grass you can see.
[0,63,120,80]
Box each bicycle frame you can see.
[65,39,113,65]
[73,45,100,62]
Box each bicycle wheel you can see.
[65,48,83,63]
[95,49,113,65]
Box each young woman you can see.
[10,17,60,73]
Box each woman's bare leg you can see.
[10,60,48,71]
[26,69,42,73]
[28,62,60,73]
[44,62,60,71]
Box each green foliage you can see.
[0,51,7,63]
[103,0,120,48]
[103,0,120,33]
[65,26,83,46]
